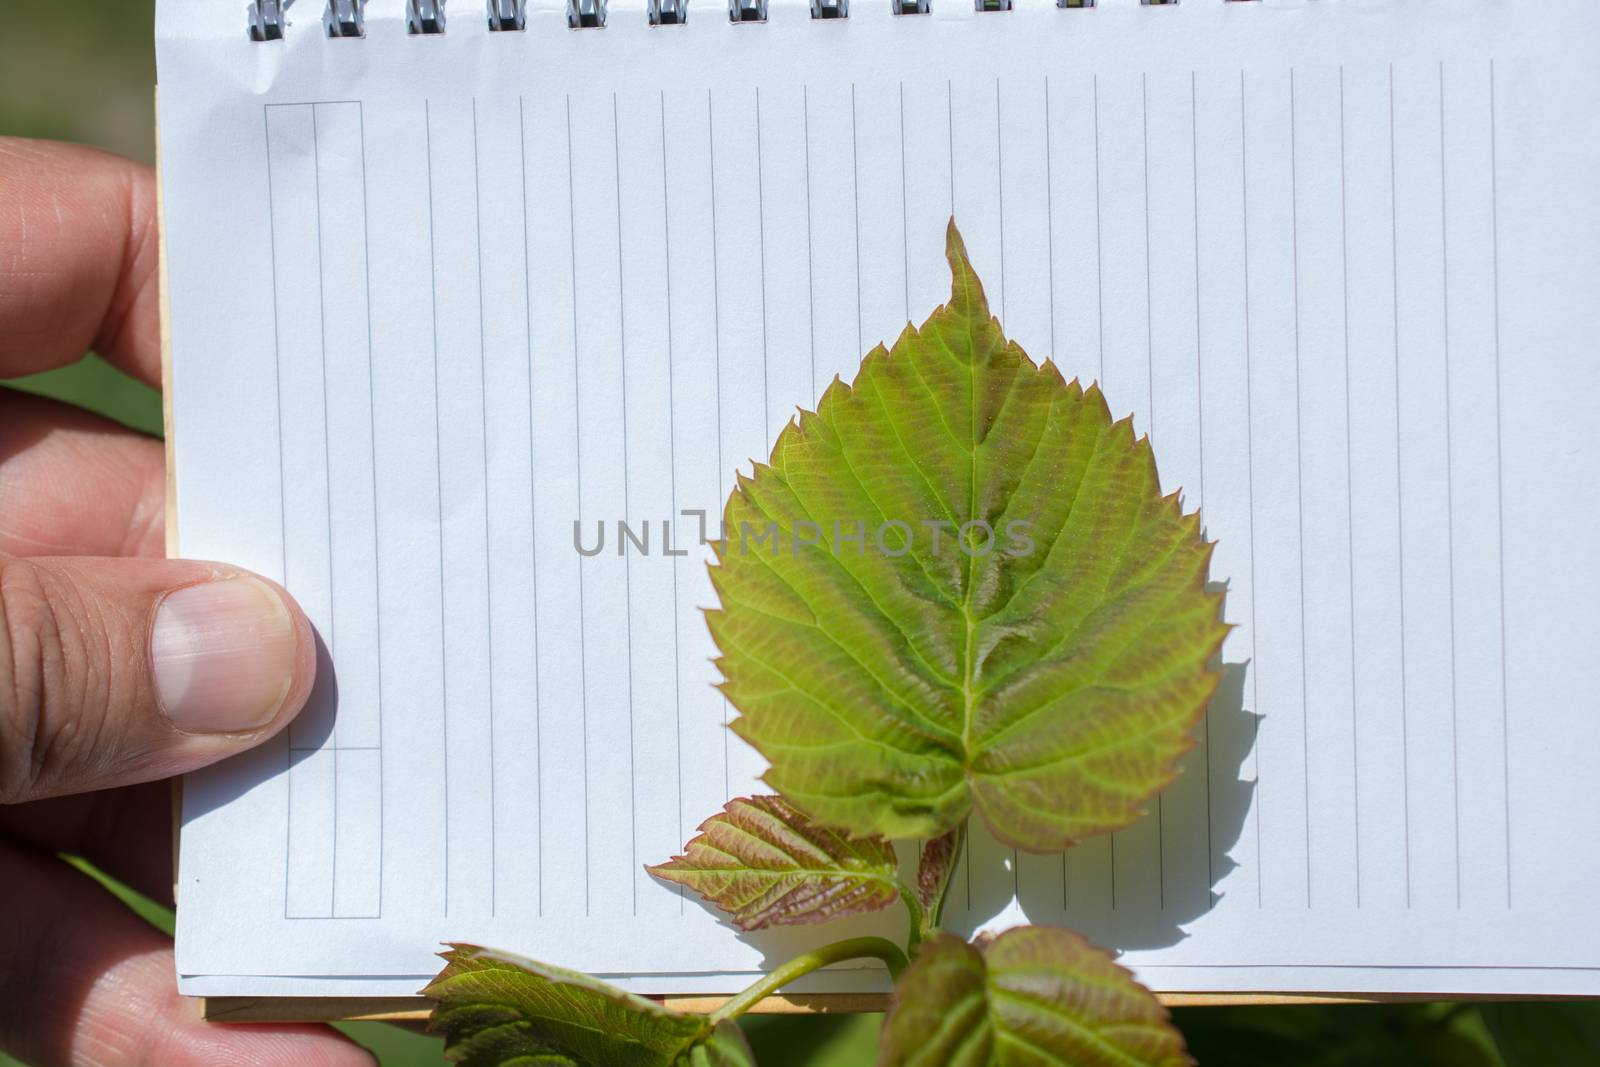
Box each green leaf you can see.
[1481,1003,1600,1067]
[1174,1003,1502,1067]
[686,1021,758,1067]
[426,944,712,1067]
[878,927,1191,1067]
[709,220,1226,850]
[646,795,904,930]
[742,1014,884,1067]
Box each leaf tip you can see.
[943,219,990,316]
[436,942,475,964]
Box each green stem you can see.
[928,821,967,932]
[898,881,926,957]
[708,937,910,1025]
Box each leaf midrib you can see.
[990,983,1159,1067]
[462,974,706,1056]
[668,859,898,884]
[972,399,1101,628]
[958,293,982,775]
[696,815,894,873]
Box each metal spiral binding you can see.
[568,0,606,26]
[407,0,446,33]
[325,0,364,36]
[247,0,287,41]
[246,0,1206,38]
[489,0,527,28]
[649,0,687,24]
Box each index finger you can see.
[0,137,161,387]
[0,841,377,1067]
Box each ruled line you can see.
[1103,71,1118,913]
[423,99,451,916]
[1389,63,1414,908]
[517,95,545,917]
[470,98,500,918]
[946,79,955,215]
[851,82,863,360]
[564,93,593,915]
[1142,73,1155,427]
[756,87,772,435]
[1109,833,1117,912]
[995,77,1006,324]
[1191,69,1215,902]
[1339,66,1362,908]
[311,103,339,919]
[1094,74,1105,387]
[1438,61,1462,909]
[354,100,384,922]
[1289,67,1313,909]
[1489,57,1511,909]
[661,88,687,914]
[263,104,294,922]
[265,99,362,109]
[899,80,910,325]
[804,86,818,398]
[612,91,640,915]
[1240,70,1263,909]
[1141,71,1165,912]
[708,89,730,801]
[1044,77,1057,362]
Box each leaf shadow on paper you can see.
[947,643,1257,954]
[674,621,1256,970]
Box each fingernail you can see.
[151,576,300,733]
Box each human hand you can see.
[0,138,375,1066]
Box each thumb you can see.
[0,556,316,804]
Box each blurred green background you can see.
[0,2,1593,1064]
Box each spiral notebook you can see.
[156,0,1600,1008]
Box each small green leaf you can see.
[1176,1003,1502,1067]
[709,220,1226,851]
[878,927,1191,1067]
[1481,1003,1600,1067]
[686,1020,758,1067]
[426,944,708,1066]
[646,795,903,930]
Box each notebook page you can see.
[156,0,1600,995]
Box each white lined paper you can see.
[160,0,1600,996]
